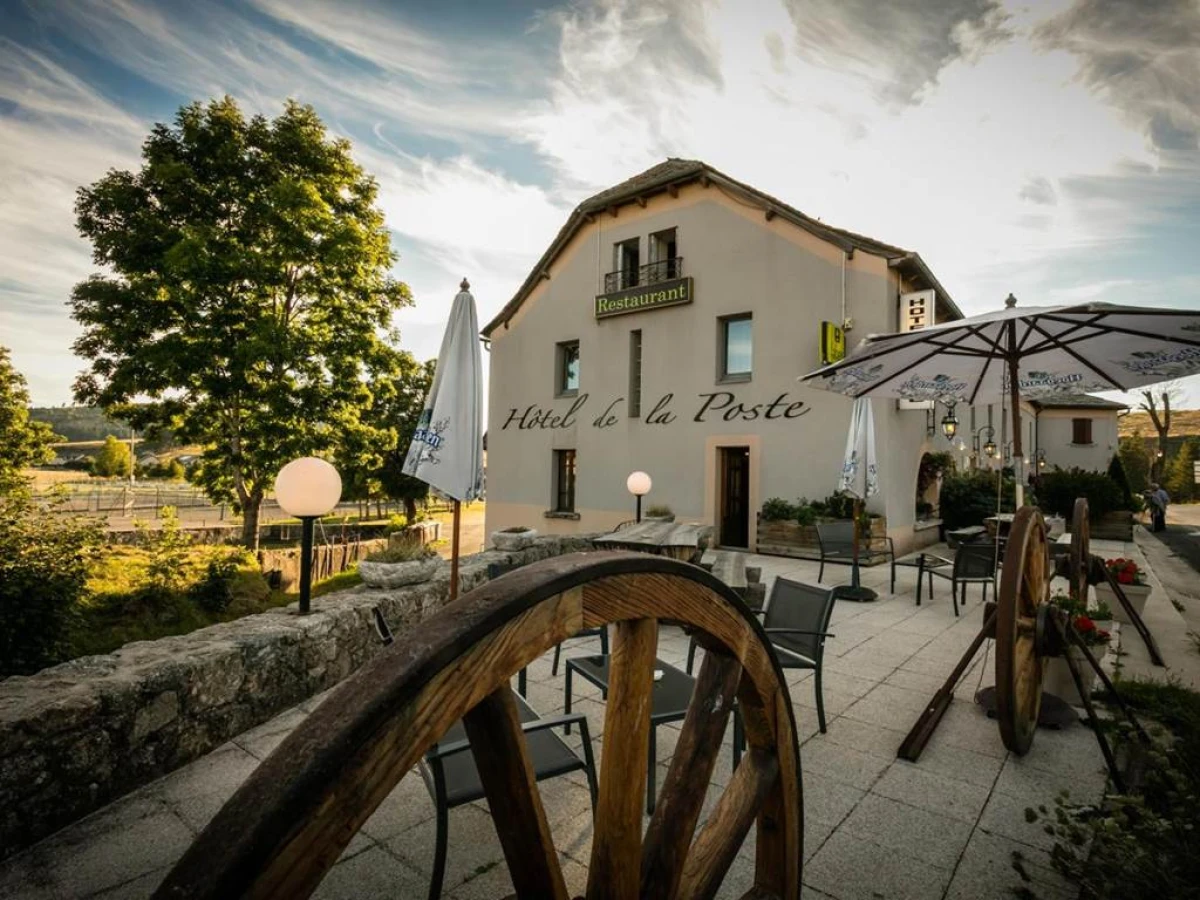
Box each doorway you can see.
[719,446,751,548]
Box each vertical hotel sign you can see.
[898,290,935,410]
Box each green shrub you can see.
[1026,680,1200,899]
[1107,453,1134,509]
[939,470,1018,530]
[187,555,240,614]
[1164,438,1199,504]
[821,492,857,520]
[0,489,100,675]
[1037,467,1125,518]
[795,505,818,526]
[1119,432,1151,494]
[761,498,798,521]
[644,504,673,517]
[385,512,410,534]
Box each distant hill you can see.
[29,406,176,450]
[1119,410,1200,438]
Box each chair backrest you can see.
[762,577,838,663]
[955,542,999,579]
[816,522,855,554]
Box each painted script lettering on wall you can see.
[595,277,694,319]
[500,391,810,430]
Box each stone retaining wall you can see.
[0,535,596,860]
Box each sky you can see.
[1,0,1199,409]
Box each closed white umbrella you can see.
[838,397,879,600]
[403,278,484,599]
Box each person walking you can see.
[1148,482,1170,532]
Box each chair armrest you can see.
[923,554,954,567]
[765,628,835,638]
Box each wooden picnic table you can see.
[592,521,712,562]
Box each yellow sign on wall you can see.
[819,321,845,366]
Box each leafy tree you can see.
[336,352,434,520]
[1165,437,1199,503]
[91,434,132,478]
[0,346,59,491]
[0,486,100,675]
[1118,431,1151,495]
[1106,452,1134,509]
[70,97,411,547]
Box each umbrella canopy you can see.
[839,397,878,501]
[802,298,1200,462]
[402,279,484,502]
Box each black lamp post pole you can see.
[298,515,316,615]
[636,494,643,523]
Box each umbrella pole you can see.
[449,499,461,602]
[852,498,862,589]
[1007,340,1026,509]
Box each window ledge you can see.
[1070,442,1095,447]
[718,373,752,385]
[555,389,579,399]
[544,510,581,520]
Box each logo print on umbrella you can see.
[1118,347,1200,378]
[830,364,885,391]
[897,373,968,400]
[411,411,451,467]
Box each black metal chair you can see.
[420,690,598,900]
[687,577,840,732]
[551,626,609,676]
[816,522,896,593]
[924,542,1000,615]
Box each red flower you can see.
[1075,616,1096,633]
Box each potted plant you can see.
[491,525,538,551]
[1097,558,1152,624]
[1043,593,1111,705]
[643,504,675,523]
[358,542,443,588]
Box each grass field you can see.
[1120,409,1200,437]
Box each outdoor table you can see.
[592,521,712,562]
[984,514,1016,539]
[892,552,953,606]
[564,654,734,814]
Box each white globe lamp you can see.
[626,471,652,522]
[274,457,342,614]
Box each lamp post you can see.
[626,471,652,523]
[970,425,997,468]
[274,457,342,615]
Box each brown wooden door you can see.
[719,447,750,549]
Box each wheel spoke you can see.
[641,647,742,899]
[586,617,658,900]
[677,747,780,900]
[463,687,569,900]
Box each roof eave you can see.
[888,253,963,322]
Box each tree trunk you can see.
[404,496,417,523]
[241,491,263,550]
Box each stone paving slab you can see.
[3,541,1167,899]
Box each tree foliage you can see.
[1164,437,1199,503]
[70,97,412,546]
[91,434,132,478]
[0,487,100,676]
[0,346,59,490]
[1118,431,1151,495]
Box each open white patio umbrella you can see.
[402,278,484,600]
[839,397,879,600]
[802,297,1200,504]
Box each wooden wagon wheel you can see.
[1068,497,1090,605]
[152,551,803,900]
[994,507,1052,755]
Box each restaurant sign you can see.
[595,276,693,319]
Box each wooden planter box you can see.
[756,515,887,560]
[1089,510,1134,541]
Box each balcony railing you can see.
[603,257,684,293]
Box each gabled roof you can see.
[482,158,962,336]
[1031,394,1129,411]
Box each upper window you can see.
[648,228,679,282]
[1072,418,1093,445]
[556,341,579,395]
[719,314,753,381]
[614,238,640,290]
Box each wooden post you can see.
[449,499,461,602]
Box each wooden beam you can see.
[539,270,551,281]
[764,209,777,222]
[668,184,679,198]
[587,618,657,899]
[636,196,647,208]
[699,175,710,188]
[464,689,569,899]
[608,205,619,218]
